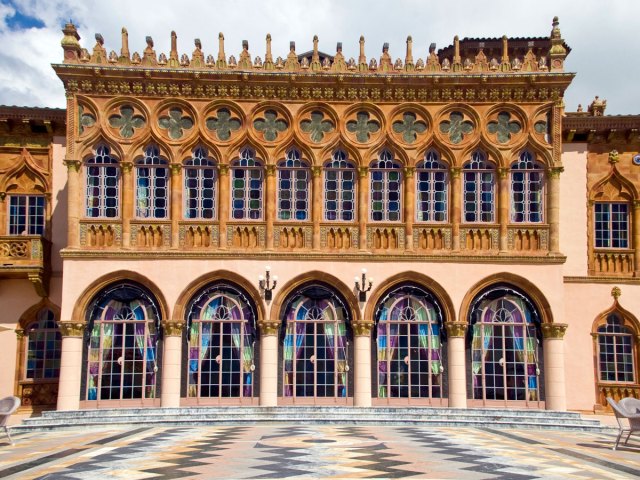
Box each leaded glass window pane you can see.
[595,203,629,248]
[511,151,544,223]
[135,145,169,219]
[231,148,263,220]
[324,150,356,221]
[463,151,495,223]
[184,147,217,219]
[598,314,636,382]
[85,145,119,218]
[416,150,448,222]
[25,309,61,380]
[370,150,402,222]
[9,195,45,235]
[277,148,309,221]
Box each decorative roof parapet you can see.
[59,17,570,75]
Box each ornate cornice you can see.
[541,323,568,339]
[57,321,85,337]
[258,321,280,335]
[353,322,374,336]
[161,321,185,336]
[445,321,467,337]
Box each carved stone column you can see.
[56,321,85,411]
[265,165,276,250]
[445,321,467,408]
[64,159,81,248]
[121,162,133,248]
[498,167,509,253]
[404,167,415,252]
[358,167,368,251]
[353,322,373,407]
[450,167,461,251]
[161,321,184,407]
[633,200,640,276]
[218,164,229,249]
[169,164,182,249]
[541,323,568,411]
[547,166,564,255]
[0,192,6,236]
[258,321,280,406]
[312,166,322,250]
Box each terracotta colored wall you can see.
[560,143,588,276]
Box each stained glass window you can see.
[86,144,119,218]
[86,283,160,401]
[135,145,169,219]
[277,148,309,221]
[463,150,495,223]
[282,284,350,399]
[324,150,356,221]
[187,284,257,399]
[9,195,45,235]
[184,146,217,219]
[375,285,444,399]
[598,314,635,382]
[511,151,544,223]
[469,287,541,404]
[416,150,448,222]
[25,309,61,380]
[595,203,629,248]
[231,148,263,220]
[370,150,402,222]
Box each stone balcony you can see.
[0,235,50,296]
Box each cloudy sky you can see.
[0,0,638,115]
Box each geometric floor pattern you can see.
[1,425,640,479]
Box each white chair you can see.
[0,396,21,445]
[607,396,640,450]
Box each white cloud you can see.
[0,0,638,114]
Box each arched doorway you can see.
[374,283,445,405]
[84,282,161,406]
[280,283,353,404]
[467,285,543,407]
[184,282,258,404]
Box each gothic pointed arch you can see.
[0,151,49,194]
[128,133,174,164]
[272,137,316,167]
[318,136,363,167]
[414,139,454,168]
[590,166,638,202]
[460,136,502,168]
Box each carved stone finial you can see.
[168,31,179,67]
[358,35,367,71]
[61,22,82,63]
[192,38,204,67]
[609,150,619,165]
[237,39,252,69]
[311,35,321,72]
[588,96,607,116]
[612,286,622,301]
[332,41,346,72]
[141,35,157,66]
[549,16,566,72]
[379,42,392,72]
[577,104,583,113]
[90,33,107,64]
[217,32,227,68]
[119,27,130,64]
[285,41,299,71]
[404,35,414,71]
[500,35,511,72]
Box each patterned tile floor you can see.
[0,425,639,479]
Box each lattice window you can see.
[184,146,217,219]
[463,150,495,223]
[324,150,356,222]
[416,150,448,222]
[595,203,629,248]
[511,151,544,223]
[231,148,263,220]
[277,148,309,221]
[85,145,119,218]
[370,150,402,222]
[597,314,636,382]
[135,145,169,219]
[24,309,61,380]
[8,195,45,235]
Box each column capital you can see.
[63,159,82,172]
[0,191,5,201]
[632,200,640,210]
[161,321,185,336]
[312,166,322,177]
[541,322,568,339]
[497,167,509,179]
[15,329,25,340]
[547,166,564,179]
[445,321,467,337]
[169,163,182,176]
[403,166,415,178]
[218,163,230,176]
[357,166,368,178]
[258,321,280,335]
[57,321,85,337]
[353,322,374,336]
[450,167,462,179]
[265,164,276,176]
[121,161,133,173]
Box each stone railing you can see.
[130,221,171,248]
[0,235,46,264]
[274,223,312,250]
[592,249,635,276]
[460,226,499,252]
[414,225,452,251]
[227,223,266,249]
[507,225,549,253]
[320,224,359,250]
[179,222,219,248]
[597,383,640,411]
[367,225,406,251]
[79,221,122,247]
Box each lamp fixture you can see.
[259,265,278,301]
[354,268,373,302]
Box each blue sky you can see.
[0,0,638,115]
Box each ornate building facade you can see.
[1,17,639,415]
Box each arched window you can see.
[277,148,310,221]
[375,284,444,401]
[324,150,356,221]
[135,145,169,219]
[85,282,160,402]
[416,150,448,222]
[231,148,263,220]
[370,150,402,222]
[468,286,542,406]
[511,151,544,223]
[186,283,257,401]
[463,150,495,223]
[24,308,61,381]
[184,146,217,219]
[282,284,352,401]
[86,144,119,218]
[597,314,636,383]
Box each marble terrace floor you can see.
[0,425,639,479]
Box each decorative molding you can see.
[445,321,467,337]
[258,321,280,335]
[353,322,374,336]
[564,276,640,285]
[57,321,85,337]
[161,321,185,336]
[541,322,568,339]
